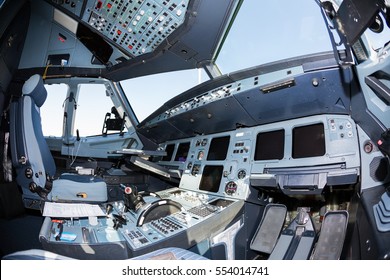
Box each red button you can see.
[125,187,132,194]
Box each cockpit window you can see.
[121,69,208,122]
[215,0,333,74]
[74,84,125,137]
[42,84,68,137]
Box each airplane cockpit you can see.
[1,0,390,262]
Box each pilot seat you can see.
[9,74,107,209]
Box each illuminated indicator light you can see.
[58,33,67,42]
[378,140,383,146]
[106,3,112,8]
[125,187,132,194]
[176,10,182,16]
[140,10,145,15]
[136,15,141,20]
[117,30,122,35]
[133,20,138,26]
[148,16,153,22]
[128,45,133,49]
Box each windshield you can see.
[122,69,208,122]
[122,0,334,122]
[216,0,333,73]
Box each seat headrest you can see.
[22,74,47,107]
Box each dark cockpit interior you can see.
[1,0,390,265]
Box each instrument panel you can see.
[81,0,189,57]
[50,0,189,58]
[157,114,361,198]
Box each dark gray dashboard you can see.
[137,52,354,143]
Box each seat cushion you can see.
[47,174,107,203]
[3,248,208,260]
[132,247,208,260]
[2,249,75,260]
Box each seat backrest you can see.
[10,74,56,200]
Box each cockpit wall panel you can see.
[0,0,30,113]
[18,0,106,70]
[20,0,240,81]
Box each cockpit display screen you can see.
[207,136,230,161]
[254,129,285,160]
[199,165,223,193]
[162,143,175,161]
[174,142,190,162]
[292,123,325,158]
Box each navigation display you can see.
[199,165,223,192]
[162,144,175,161]
[254,129,285,160]
[292,123,325,158]
[174,142,190,162]
[207,136,230,161]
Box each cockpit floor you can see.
[0,210,44,258]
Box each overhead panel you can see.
[82,0,190,57]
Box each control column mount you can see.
[122,184,145,212]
